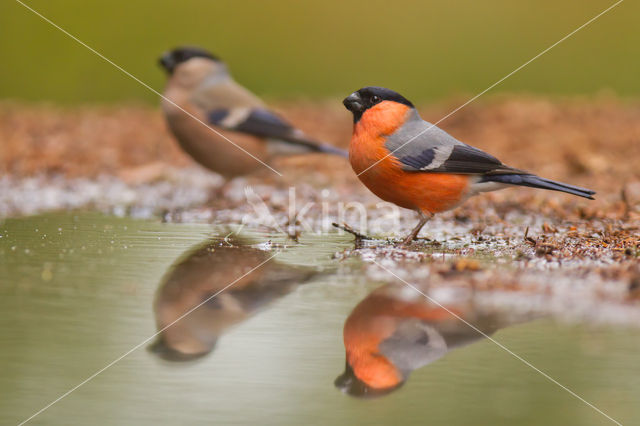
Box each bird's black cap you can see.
[147,337,215,362]
[158,46,220,74]
[334,361,404,398]
[343,86,414,122]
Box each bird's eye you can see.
[371,95,381,104]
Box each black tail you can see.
[280,134,349,158]
[313,142,349,158]
[481,174,595,199]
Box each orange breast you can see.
[343,292,463,390]
[349,103,470,214]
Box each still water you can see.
[1,213,638,425]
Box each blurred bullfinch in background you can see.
[158,46,348,178]
[149,237,315,361]
[335,283,534,397]
[343,87,596,245]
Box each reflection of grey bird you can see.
[335,283,534,398]
[149,238,315,361]
[158,46,348,178]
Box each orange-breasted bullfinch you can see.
[343,87,596,245]
[158,46,348,178]
[335,283,512,397]
[149,238,315,361]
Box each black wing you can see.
[397,143,519,175]
[208,107,348,157]
[208,108,297,140]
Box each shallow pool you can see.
[1,213,638,425]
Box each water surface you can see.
[1,213,638,425]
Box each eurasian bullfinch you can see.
[343,87,596,245]
[149,238,315,361]
[158,46,348,178]
[335,283,523,397]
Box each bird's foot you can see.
[399,232,419,247]
[398,212,432,248]
[400,237,413,247]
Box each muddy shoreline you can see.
[1,97,639,324]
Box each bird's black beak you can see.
[158,52,175,74]
[147,337,214,361]
[334,361,403,398]
[343,92,364,114]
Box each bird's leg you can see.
[401,211,432,246]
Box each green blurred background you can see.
[0,0,636,104]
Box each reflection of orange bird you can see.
[335,284,502,397]
[343,87,595,245]
[150,238,314,361]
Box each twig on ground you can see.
[524,226,537,246]
[332,222,370,248]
